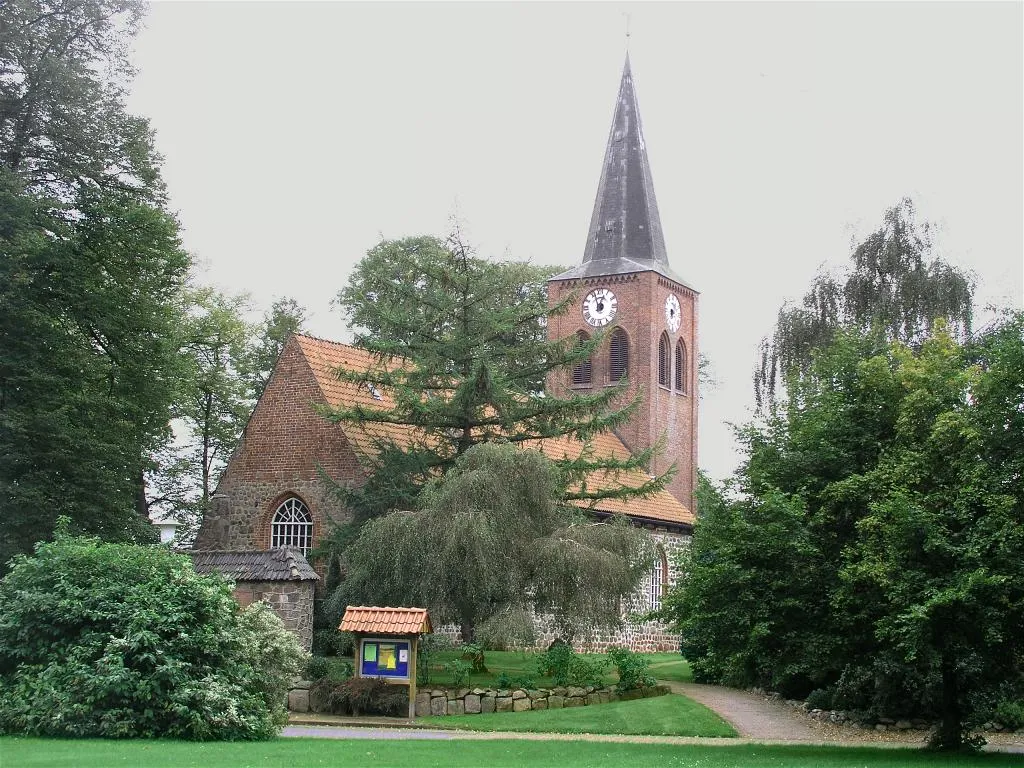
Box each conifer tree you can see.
[327,232,671,521]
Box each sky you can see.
[126,1,1023,483]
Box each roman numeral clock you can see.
[582,288,617,327]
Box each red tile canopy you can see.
[340,606,432,635]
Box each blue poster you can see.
[360,639,411,679]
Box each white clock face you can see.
[582,288,617,327]
[665,294,681,332]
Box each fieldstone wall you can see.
[233,579,315,651]
[414,684,668,717]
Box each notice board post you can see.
[340,606,432,719]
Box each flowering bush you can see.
[0,529,306,740]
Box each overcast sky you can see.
[127,1,1023,483]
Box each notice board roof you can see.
[340,606,432,635]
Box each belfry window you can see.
[674,340,686,392]
[572,331,592,386]
[609,328,629,382]
[658,333,670,387]
[271,497,313,555]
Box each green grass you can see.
[331,648,691,689]
[421,692,736,737]
[4,737,1022,768]
[638,652,694,683]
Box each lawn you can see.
[327,648,693,688]
[420,692,736,737]
[5,737,1023,768]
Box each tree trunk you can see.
[459,621,475,645]
[937,652,963,751]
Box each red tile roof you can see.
[340,606,432,635]
[293,334,694,527]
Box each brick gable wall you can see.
[194,336,359,552]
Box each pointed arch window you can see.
[572,330,592,386]
[674,340,687,393]
[658,333,670,387]
[271,497,313,555]
[609,328,629,382]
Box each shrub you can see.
[306,656,331,681]
[805,687,836,711]
[994,701,1024,730]
[607,646,655,692]
[0,531,306,740]
[495,672,536,690]
[312,677,407,717]
[444,659,473,687]
[459,642,488,673]
[416,634,454,686]
[537,644,608,687]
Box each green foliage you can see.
[668,316,1024,750]
[460,643,488,674]
[415,634,454,686]
[338,442,655,644]
[755,198,974,409]
[444,659,473,688]
[0,1,197,565]
[247,296,308,400]
[805,688,836,711]
[0,531,306,739]
[607,647,656,692]
[306,656,331,681]
[993,701,1024,731]
[310,677,407,717]
[494,672,537,690]
[537,643,609,688]
[326,231,670,522]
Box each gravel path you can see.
[673,682,819,740]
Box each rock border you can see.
[415,684,670,717]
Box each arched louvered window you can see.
[649,547,669,610]
[609,328,629,383]
[674,340,686,392]
[572,330,592,386]
[658,333,670,387]
[271,497,313,555]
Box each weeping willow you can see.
[755,198,974,409]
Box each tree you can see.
[247,296,308,399]
[662,319,1024,750]
[328,232,670,522]
[755,198,974,408]
[1,0,193,567]
[0,526,306,739]
[1,0,157,204]
[334,442,655,644]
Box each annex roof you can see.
[189,547,320,582]
[294,334,694,528]
[340,606,432,635]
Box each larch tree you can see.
[327,232,671,522]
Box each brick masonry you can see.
[547,272,699,513]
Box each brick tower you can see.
[547,55,699,512]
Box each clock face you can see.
[582,288,617,327]
[664,294,681,332]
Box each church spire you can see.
[554,56,692,288]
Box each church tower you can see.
[547,55,699,512]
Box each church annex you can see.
[194,55,699,652]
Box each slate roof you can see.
[340,606,432,635]
[189,548,320,581]
[552,55,696,292]
[294,334,694,527]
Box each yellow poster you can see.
[363,643,377,663]
[379,643,397,670]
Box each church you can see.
[193,55,699,653]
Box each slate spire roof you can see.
[553,55,694,290]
